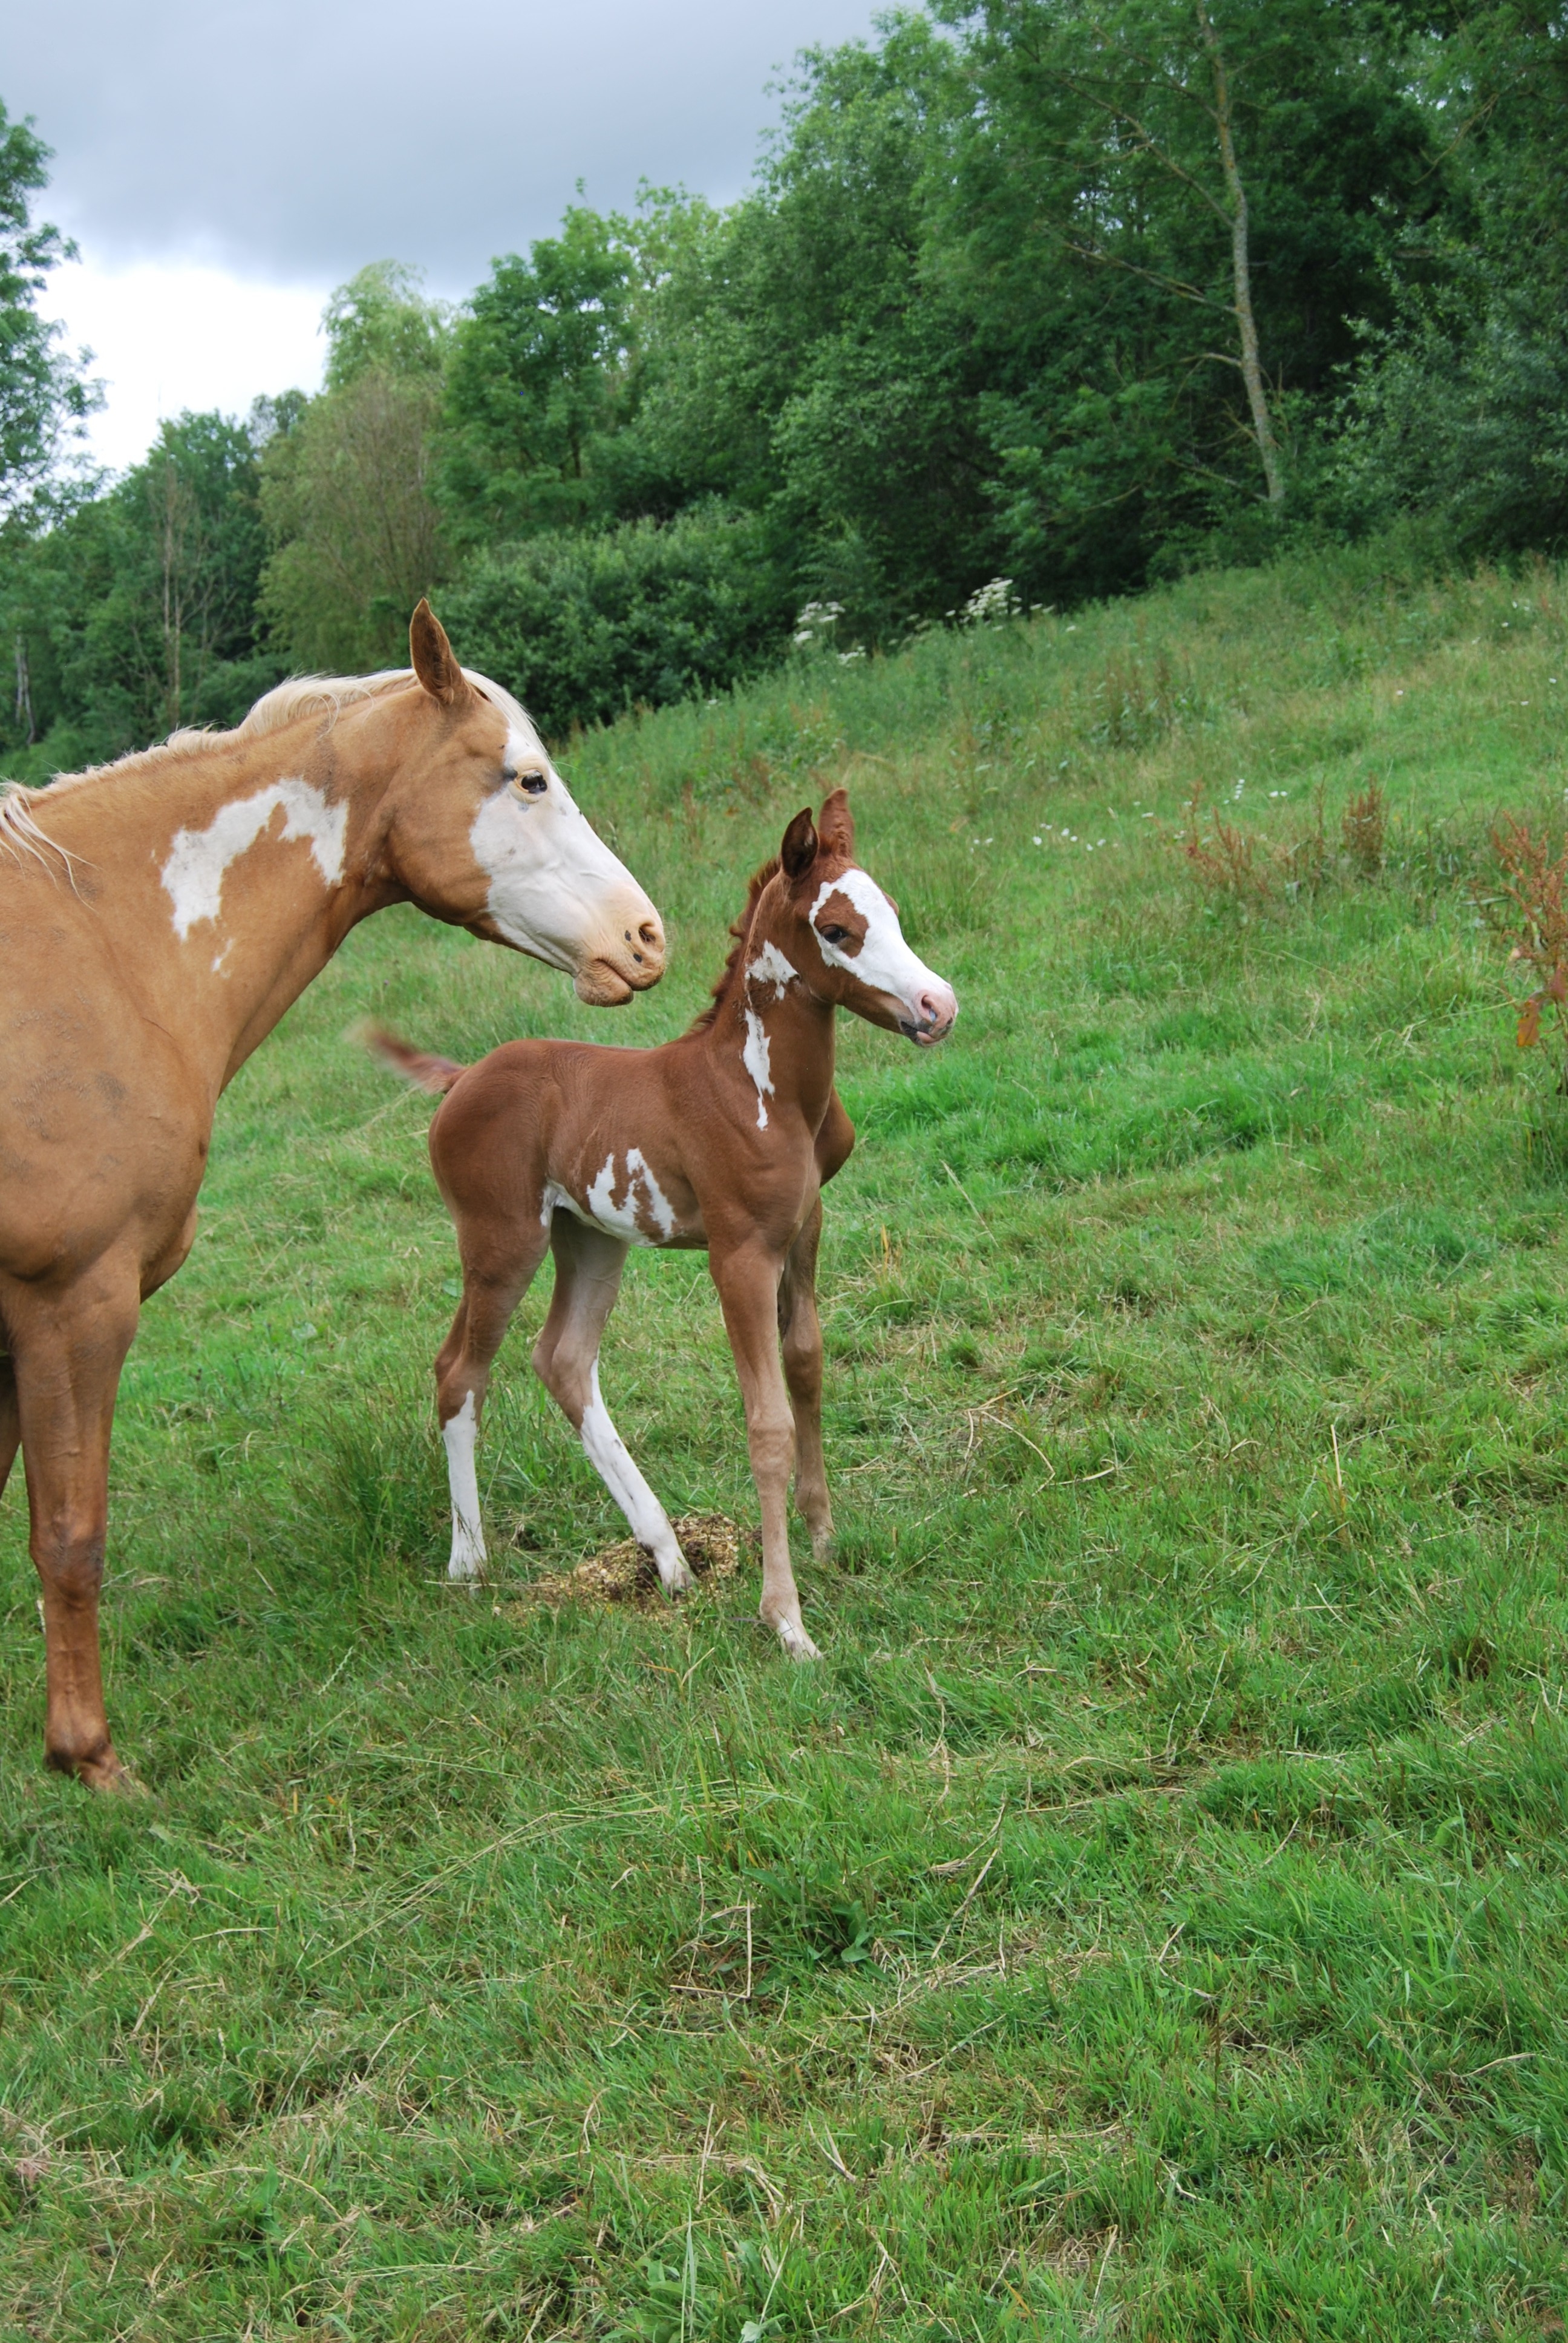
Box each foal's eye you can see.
[509,770,548,798]
[818,924,849,948]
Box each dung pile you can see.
[544,1512,750,1610]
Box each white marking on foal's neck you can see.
[741,1008,774,1129]
[441,1391,486,1581]
[746,940,795,998]
[161,778,347,942]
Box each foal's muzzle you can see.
[900,983,958,1046]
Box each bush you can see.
[439,503,794,737]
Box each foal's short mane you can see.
[688,857,781,1032]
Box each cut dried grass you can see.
[526,1512,752,1610]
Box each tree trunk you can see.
[1197,1,1284,506]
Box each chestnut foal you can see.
[370,790,956,1659]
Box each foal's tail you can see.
[353,1020,467,1096]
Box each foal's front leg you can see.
[778,1199,833,1558]
[713,1240,820,1661]
[532,1217,693,1594]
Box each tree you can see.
[0,103,97,523]
[440,207,639,544]
[258,266,449,671]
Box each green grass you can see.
[4,544,1568,2338]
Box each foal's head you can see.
[768,790,956,1044]
[371,604,665,1004]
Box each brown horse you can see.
[367,788,956,1660]
[0,603,665,1786]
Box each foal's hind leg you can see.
[779,1200,833,1558]
[434,1233,550,1581]
[532,1218,693,1594]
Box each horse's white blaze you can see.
[441,1389,486,1581]
[469,772,647,969]
[580,1360,691,1590]
[162,778,347,942]
[812,867,950,1025]
[742,1007,773,1129]
[746,941,796,998]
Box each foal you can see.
[370,790,956,1659]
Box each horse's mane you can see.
[688,857,781,1032]
[2,668,535,803]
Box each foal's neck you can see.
[708,890,837,1134]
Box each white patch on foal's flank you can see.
[746,940,796,998]
[583,1150,674,1244]
[441,1390,487,1581]
[579,1360,691,1591]
[161,778,348,942]
[742,1008,774,1129]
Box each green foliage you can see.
[5,552,1568,2336]
[0,409,274,774]
[438,501,793,735]
[0,102,96,522]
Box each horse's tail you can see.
[353,1020,467,1096]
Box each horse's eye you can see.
[820,925,848,947]
[510,770,548,798]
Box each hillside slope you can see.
[2,548,1566,2339]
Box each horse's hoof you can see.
[809,1527,836,1562]
[664,1565,696,1599]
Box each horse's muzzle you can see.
[575,914,667,1004]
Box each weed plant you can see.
[3,548,1568,2336]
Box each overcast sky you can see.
[14,0,883,470]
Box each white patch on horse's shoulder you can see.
[742,1007,773,1129]
[746,940,795,998]
[161,778,347,942]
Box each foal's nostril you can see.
[918,992,942,1028]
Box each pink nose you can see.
[916,984,957,1038]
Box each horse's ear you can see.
[410,600,468,709]
[780,807,819,882]
[817,787,855,860]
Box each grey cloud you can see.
[7,0,881,293]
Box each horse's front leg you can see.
[778,1199,833,1558]
[10,1265,141,1786]
[713,1241,820,1660]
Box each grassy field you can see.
[4,544,1568,2339]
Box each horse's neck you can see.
[711,906,837,1131]
[35,732,389,1098]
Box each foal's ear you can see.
[780,806,819,882]
[817,787,855,859]
[410,600,469,709]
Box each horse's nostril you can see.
[633,952,644,964]
[638,922,661,951]
[624,929,632,942]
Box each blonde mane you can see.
[1,666,538,808]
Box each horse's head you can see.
[378,604,665,1005]
[774,788,956,1045]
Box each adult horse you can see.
[0,603,665,1787]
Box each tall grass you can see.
[2,546,1567,2337]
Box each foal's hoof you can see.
[663,1561,696,1599]
[773,1618,822,1663]
[50,1742,145,1795]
